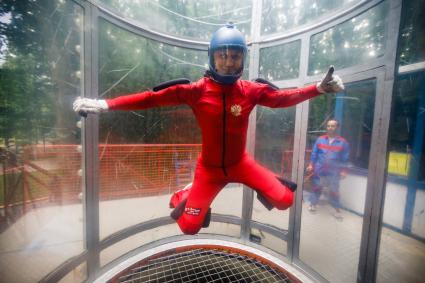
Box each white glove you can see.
[316,66,345,93]
[73,97,108,115]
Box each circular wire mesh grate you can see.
[114,248,295,283]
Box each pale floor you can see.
[0,189,424,283]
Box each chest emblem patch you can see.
[230,104,242,117]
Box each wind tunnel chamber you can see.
[0,0,424,283]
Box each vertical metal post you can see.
[83,3,101,281]
[241,0,262,240]
[287,30,311,262]
[357,1,402,282]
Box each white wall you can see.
[412,189,425,237]
[337,173,424,239]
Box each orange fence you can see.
[0,144,201,230]
[97,144,200,199]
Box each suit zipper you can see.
[221,92,227,176]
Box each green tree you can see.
[0,0,82,149]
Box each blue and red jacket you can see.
[310,135,349,175]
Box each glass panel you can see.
[98,20,244,239]
[308,1,389,75]
[261,0,362,35]
[98,0,252,41]
[377,72,425,283]
[59,262,87,283]
[202,222,242,237]
[0,1,84,282]
[398,0,425,66]
[100,222,241,267]
[251,101,296,254]
[100,224,182,267]
[99,19,203,239]
[300,80,376,282]
[259,41,301,81]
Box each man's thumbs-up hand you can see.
[316,66,345,93]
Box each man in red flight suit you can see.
[73,23,344,235]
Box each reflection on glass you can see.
[98,19,206,239]
[252,103,296,246]
[308,1,389,75]
[101,225,182,267]
[259,41,300,81]
[255,106,296,177]
[99,0,252,41]
[398,0,425,66]
[377,72,425,282]
[300,80,376,282]
[0,1,83,282]
[60,262,87,283]
[261,0,362,35]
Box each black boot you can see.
[170,198,187,221]
[256,177,297,211]
[202,208,212,228]
[257,193,274,211]
[276,176,297,192]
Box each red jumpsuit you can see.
[106,76,321,234]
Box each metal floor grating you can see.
[115,248,294,283]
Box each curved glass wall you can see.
[99,0,252,41]
[261,0,363,36]
[2,1,423,282]
[308,1,389,75]
[0,1,85,282]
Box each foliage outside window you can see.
[259,40,300,81]
[261,0,362,35]
[0,1,82,148]
[398,0,425,66]
[99,0,252,41]
[308,1,389,75]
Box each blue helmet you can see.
[208,23,247,84]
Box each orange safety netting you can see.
[1,144,201,212]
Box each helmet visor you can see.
[211,46,245,76]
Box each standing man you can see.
[73,23,344,234]
[306,119,349,220]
